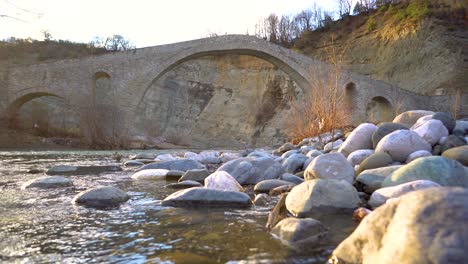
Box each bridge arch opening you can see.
[366,96,393,124]
[344,82,357,110]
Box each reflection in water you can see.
[0,150,355,263]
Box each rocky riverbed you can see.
[1,110,467,263]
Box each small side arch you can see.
[344,82,357,110]
[366,96,393,124]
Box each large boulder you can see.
[304,153,355,184]
[432,112,456,133]
[271,217,328,250]
[47,165,122,176]
[178,169,210,183]
[216,157,285,184]
[282,154,308,173]
[161,187,251,208]
[383,156,467,187]
[411,119,448,146]
[375,130,431,162]
[442,145,468,166]
[331,188,468,264]
[347,149,374,167]
[21,176,73,189]
[356,165,402,194]
[368,180,440,208]
[254,179,294,193]
[392,110,434,127]
[138,159,205,172]
[338,123,377,157]
[286,179,360,217]
[356,152,393,175]
[72,186,129,208]
[131,169,169,180]
[204,171,244,192]
[371,122,409,148]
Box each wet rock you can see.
[21,176,73,189]
[204,171,244,192]
[282,153,308,173]
[254,179,294,193]
[161,187,251,208]
[72,186,129,208]
[130,153,155,160]
[442,145,468,166]
[271,217,328,250]
[383,156,467,187]
[286,179,360,217]
[392,110,434,127]
[178,169,210,183]
[26,168,43,174]
[280,173,304,185]
[253,193,268,206]
[441,135,466,153]
[375,130,431,162]
[138,159,205,172]
[165,180,202,189]
[338,123,377,157]
[411,119,448,146]
[432,112,456,133]
[356,166,402,194]
[216,157,285,184]
[131,169,169,180]
[357,152,393,175]
[266,193,288,230]
[124,160,144,167]
[331,187,468,264]
[47,165,122,176]
[405,150,432,163]
[369,180,440,208]
[371,122,408,148]
[305,153,354,184]
[347,149,374,167]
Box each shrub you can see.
[366,17,377,32]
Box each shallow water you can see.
[0,150,356,263]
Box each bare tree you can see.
[89,35,134,51]
[266,14,279,43]
[337,0,353,18]
[295,9,314,32]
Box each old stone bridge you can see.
[0,35,463,147]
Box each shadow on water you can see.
[0,150,356,263]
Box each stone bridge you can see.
[0,35,464,147]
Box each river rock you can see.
[165,180,202,189]
[254,179,294,193]
[161,187,251,208]
[300,146,316,155]
[441,135,467,153]
[72,186,129,208]
[432,112,456,133]
[383,156,467,187]
[281,173,304,184]
[371,122,409,148]
[356,165,402,194]
[392,110,435,127]
[138,159,205,172]
[204,171,244,192]
[411,119,448,146]
[130,153,155,160]
[357,152,393,174]
[178,169,210,183]
[216,157,285,184]
[280,150,300,159]
[220,152,242,163]
[198,151,222,164]
[338,123,377,157]
[304,153,354,184]
[124,160,144,167]
[324,139,344,152]
[271,217,328,250]
[131,169,169,180]
[453,120,468,136]
[155,154,176,162]
[278,142,296,153]
[46,165,122,176]
[368,180,440,208]
[442,145,468,166]
[253,193,269,206]
[331,187,468,264]
[375,130,431,162]
[269,185,295,196]
[165,170,185,180]
[282,154,308,173]
[286,179,360,217]
[306,150,322,159]
[347,149,375,167]
[405,150,432,163]
[21,176,73,189]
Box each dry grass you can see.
[451,88,461,119]
[287,37,351,144]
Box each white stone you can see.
[368,180,440,208]
[405,150,432,163]
[305,153,355,184]
[131,169,169,180]
[375,130,432,162]
[338,123,378,157]
[347,149,375,167]
[411,119,449,146]
[155,154,176,162]
[220,152,242,163]
[204,171,244,192]
[324,139,344,152]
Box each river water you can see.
[0,150,356,263]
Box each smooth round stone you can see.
[368,180,440,208]
[442,145,468,166]
[138,159,206,172]
[347,149,375,167]
[281,149,300,158]
[178,169,210,183]
[72,186,129,208]
[338,123,377,157]
[219,152,242,163]
[324,139,343,152]
[278,142,296,153]
[155,154,176,162]
[130,153,155,160]
[411,119,448,146]
[285,179,360,217]
[204,171,244,192]
[372,123,409,148]
[131,169,169,180]
[254,179,294,193]
[124,160,144,167]
[357,152,393,175]
[253,193,268,206]
[432,112,456,133]
[21,176,73,189]
[305,153,355,184]
[375,130,431,162]
[356,165,402,194]
[405,150,432,163]
[383,156,467,187]
[393,110,435,127]
[282,153,308,173]
[280,173,304,185]
[271,217,328,250]
[306,150,323,159]
[165,180,202,189]
[216,157,285,184]
[332,188,468,264]
[161,187,251,208]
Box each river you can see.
[0,150,355,263]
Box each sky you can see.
[0,0,341,48]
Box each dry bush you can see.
[451,88,461,119]
[287,38,351,144]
